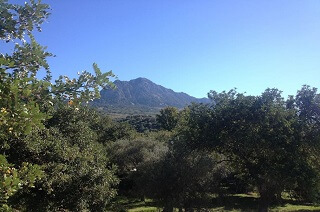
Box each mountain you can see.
[92,77,210,115]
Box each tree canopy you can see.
[0,1,119,210]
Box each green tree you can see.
[108,138,168,199]
[0,155,43,211]
[0,0,115,142]
[156,107,179,131]
[8,107,119,211]
[0,1,51,210]
[1,0,117,210]
[208,89,316,208]
[290,85,320,202]
[175,103,214,149]
[47,106,136,143]
[143,141,229,212]
[175,88,320,208]
[121,115,160,133]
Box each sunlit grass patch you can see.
[270,204,320,211]
[128,206,159,212]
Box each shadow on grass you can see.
[109,194,320,211]
[210,195,260,211]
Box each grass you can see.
[128,207,159,212]
[271,204,320,211]
[108,194,320,212]
[107,197,160,212]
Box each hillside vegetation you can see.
[92,77,209,115]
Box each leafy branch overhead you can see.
[0,0,116,138]
[0,1,117,210]
[0,0,50,41]
[52,63,116,104]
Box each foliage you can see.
[144,130,174,143]
[0,1,52,209]
[120,115,160,133]
[0,0,115,141]
[144,143,230,211]
[51,63,115,105]
[109,87,320,210]
[0,154,43,211]
[172,88,320,208]
[290,85,320,202]
[207,89,305,205]
[108,138,168,198]
[7,106,120,211]
[47,106,136,143]
[156,107,179,131]
[0,0,50,41]
[1,0,118,210]
[175,103,214,149]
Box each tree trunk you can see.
[140,195,145,202]
[162,202,174,212]
[162,205,174,212]
[258,183,281,211]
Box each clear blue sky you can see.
[5,0,320,98]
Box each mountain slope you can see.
[92,77,210,114]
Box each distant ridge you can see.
[92,77,210,114]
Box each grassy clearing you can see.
[128,207,159,212]
[109,194,320,212]
[107,197,160,212]
[270,204,320,211]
